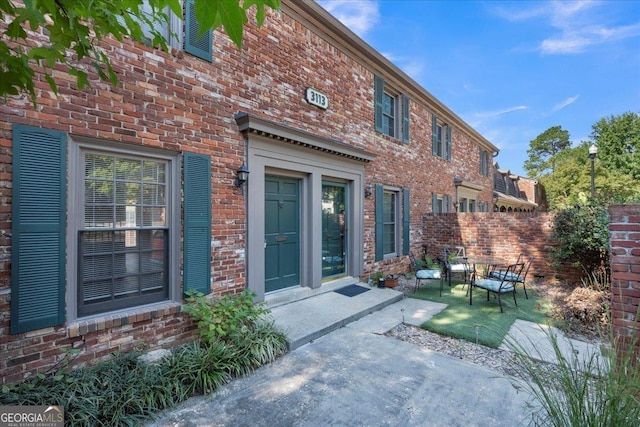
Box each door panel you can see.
[322,182,347,279]
[265,176,300,292]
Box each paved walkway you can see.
[147,283,601,426]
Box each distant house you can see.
[1,0,504,383]
[493,164,542,212]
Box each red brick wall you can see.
[609,205,640,354]
[420,212,582,285]
[0,300,196,385]
[0,5,493,382]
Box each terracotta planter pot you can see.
[385,277,399,288]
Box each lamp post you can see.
[453,176,463,212]
[589,144,597,198]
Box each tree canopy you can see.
[590,112,640,181]
[534,112,640,209]
[524,125,571,178]
[0,0,280,104]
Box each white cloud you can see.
[491,4,547,22]
[493,0,640,55]
[549,95,580,114]
[317,0,380,37]
[474,105,529,119]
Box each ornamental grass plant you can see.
[502,273,639,427]
[503,320,640,427]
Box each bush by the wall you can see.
[551,201,609,274]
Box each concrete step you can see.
[268,283,404,350]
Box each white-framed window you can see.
[382,92,397,138]
[10,125,212,333]
[459,198,468,212]
[374,75,410,143]
[383,189,400,257]
[68,140,181,320]
[135,0,212,61]
[375,184,409,261]
[479,148,491,177]
[432,114,451,160]
[432,193,452,213]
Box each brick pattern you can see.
[0,299,196,385]
[418,212,582,285]
[1,8,493,382]
[609,205,640,354]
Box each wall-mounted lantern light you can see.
[364,184,372,198]
[453,176,463,212]
[235,163,249,187]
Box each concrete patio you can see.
[147,279,603,426]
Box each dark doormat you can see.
[334,284,370,297]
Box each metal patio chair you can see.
[410,252,444,296]
[443,246,471,288]
[470,261,525,313]
[489,255,533,299]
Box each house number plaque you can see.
[305,87,329,110]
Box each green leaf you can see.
[44,74,58,94]
[203,0,247,48]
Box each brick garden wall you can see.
[609,205,640,353]
[421,212,582,285]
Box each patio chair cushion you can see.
[416,269,441,280]
[449,263,470,272]
[489,271,523,282]
[473,278,514,293]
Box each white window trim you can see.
[382,91,401,138]
[66,136,181,322]
[434,119,450,159]
[383,187,401,259]
[139,1,183,50]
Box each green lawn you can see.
[408,279,555,348]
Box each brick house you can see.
[493,164,540,212]
[0,1,501,383]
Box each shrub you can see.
[551,202,609,274]
[161,341,234,396]
[183,289,269,344]
[1,290,288,426]
[560,270,610,337]
[0,351,178,426]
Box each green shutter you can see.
[479,148,483,175]
[432,192,438,213]
[486,152,491,176]
[374,75,384,133]
[185,0,213,62]
[183,152,211,295]
[445,195,452,213]
[374,184,384,261]
[11,125,67,334]
[431,113,438,155]
[402,188,410,255]
[445,125,452,161]
[402,95,410,143]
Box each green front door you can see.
[265,176,300,292]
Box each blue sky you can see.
[316,0,640,177]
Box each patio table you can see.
[452,256,503,271]
[451,256,505,283]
